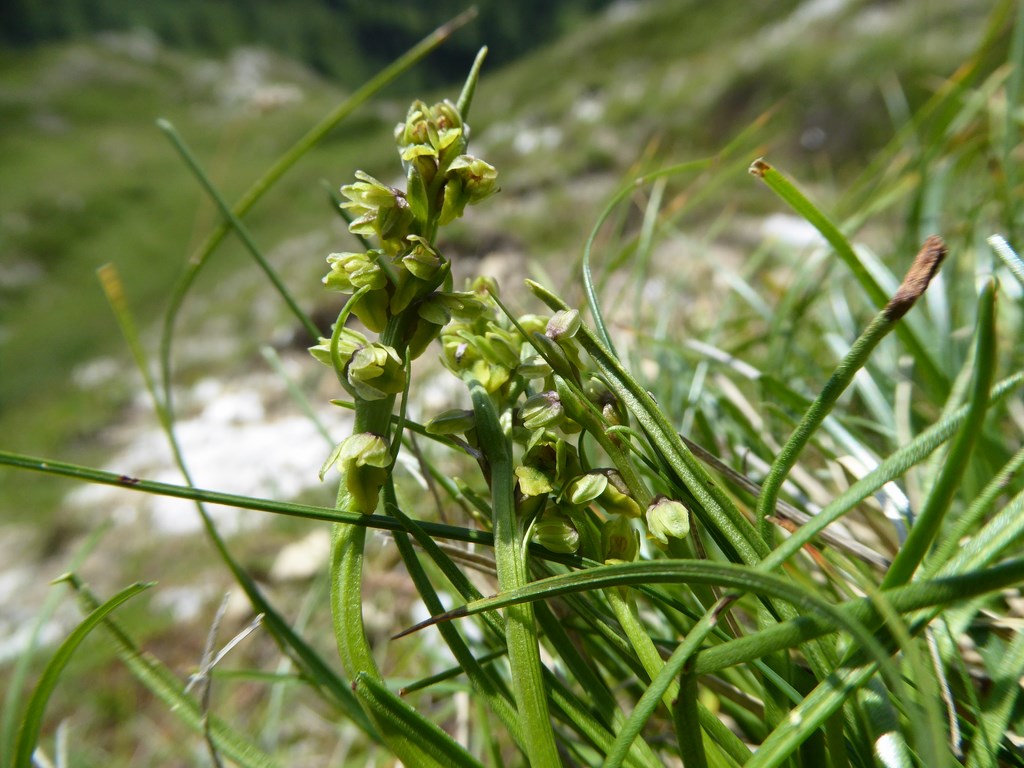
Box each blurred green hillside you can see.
[0,0,614,90]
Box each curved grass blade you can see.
[401,556,1024,680]
[352,673,484,768]
[64,577,280,768]
[14,580,153,768]
[750,159,946,397]
[755,236,947,541]
[0,522,109,763]
[157,119,318,340]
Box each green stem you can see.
[755,310,894,542]
[468,377,560,765]
[607,587,679,707]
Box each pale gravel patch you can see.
[66,361,350,536]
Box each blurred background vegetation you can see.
[1,0,1015,763]
[0,0,614,90]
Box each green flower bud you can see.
[646,496,691,546]
[447,155,498,204]
[521,391,564,430]
[599,470,643,518]
[531,508,580,555]
[601,515,640,564]
[401,236,444,281]
[340,171,400,212]
[480,329,521,369]
[517,314,550,337]
[339,172,413,248]
[426,408,475,436]
[396,99,465,169]
[546,309,581,342]
[518,353,552,379]
[323,251,387,294]
[347,343,407,401]
[308,327,367,369]
[438,155,499,226]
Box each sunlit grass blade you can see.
[750,159,947,397]
[988,234,1024,288]
[14,579,152,768]
[62,577,281,768]
[882,279,997,589]
[0,522,109,764]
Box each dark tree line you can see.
[0,0,614,88]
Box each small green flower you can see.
[323,251,387,294]
[426,408,475,436]
[332,433,392,515]
[339,172,413,249]
[439,155,499,225]
[646,496,691,546]
[347,343,407,401]
[521,391,564,430]
[601,514,640,564]
[546,309,581,342]
[308,326,367,369]
[531,506,580,554]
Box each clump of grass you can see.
[5,3,1024,766]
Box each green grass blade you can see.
[467,376,560,765]
[0,522,109,764]
[750,159,947,397]
[581,158,717,354]
[757,370,1024,574]
[675,665,709,768]
[352,673,484,768]
[966,629,1024,768]
[404,556,1024,679]
[157,119,318,339]
[13,580,152,768]
[882,279,997,589]
[96,265,377,734]
[755,237,946,541]
[65,578,281,768]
